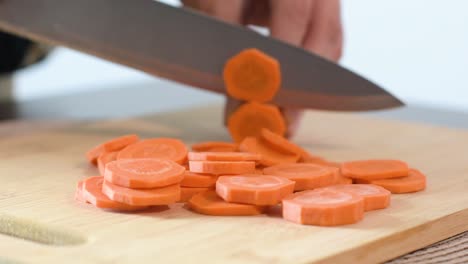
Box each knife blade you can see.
[0,0,403,111]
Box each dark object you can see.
[0,31,33,74]
[0,0,403,111]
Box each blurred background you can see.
[10,0,468,117]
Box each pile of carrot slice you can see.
[76,48,426,226]
[76,130,427,226]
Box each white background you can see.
[12,0,468,112]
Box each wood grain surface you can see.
[0,105,467,264]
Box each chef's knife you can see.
[0,0,403,111]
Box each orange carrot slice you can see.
[97,151,118,176]
[260,128,309,156]
[188,152,260,162]
[189,161,255,175]
[117,138,188,164]
[223,48,281,102]
[355,169,427,193]
[228,102,286,143]
[179,187,211,202]
[82,176,147,211]
[75,180,88,203]
[282,189,364,226]
[239,137,299,166]
[104,158,185,189]
[330,168,353,185]
[86,134,139,164]
[191,141,238,152]
[341,159,409,180]
[181,171,218,188]
[323,184,391,211]
[216,175,294,205]
[263,163,335,191]
[102,181,180,206]
[188,190,266,216]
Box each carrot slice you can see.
[189,161,255,175]
[117,138,188,164]
[104,158,185,189]
[260,128,309,156]
[228,102,286,143]
[263,163,335,191]
[216,175,294,205]
[223,48,281,102]
[323,184,391,211]
[181,171,218,188]
[341,159,409,180]
[179,187,211,202]
[102,181,180,206]
[75,180,88,203]
[188,152,260,162]
[86,134,139,164]
[239,137,299,166]
[355,169,427,193]
[97,151,118,176]
[330,168,353,185]
[282,189,364,226]
[191,141,238,152]
[188,190,266,216]
[82,176,147,211]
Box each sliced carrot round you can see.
[97,151,118,176]
[188,152,260,162]
[228,102,286,143]
[102,180,180,206]
[355,169,427,194]
[223,48,281,103]
[191,141,238,152]
[117,138,188,164]
[179,187,211,203]
[104,158,185,189]
[263,163,335,191]
[260,128,309,156]
[181,171,218,188]
[341,159,409,180]
[330,168,353,185]
[216,175,294,205]
[82,176,147,211]
[75,180,88,203]
[282,189,364,226]
[86,134,139,164]
[323,184,391,211]
[189,161,255,175]
[239,137,299,166]
[188,190,266,216]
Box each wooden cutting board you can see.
[0,105,467,264]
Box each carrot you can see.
[181,171,218,188]
[341,159,409,180]
[355,169,426,193]
[104,158,185,189]
[239,137,299,166]
[117,138,188,165]
[188,190,266,216]
[324,184,391,211]
[75,180,88,203]
[330,168,353,185]
[188,152,260,162]
[102,181,180,206]
[97,151,118,176]
[179,187,211,203]
[263,163,335,191]
[228,102,286,143]
[86,134,139,164]
[282,188,364,226]
[191,141,238,152]
[216,175,294,205]
[223,48,281,103]
[189,161,256,175]
[260,128,310,157]
[82,176,147,211]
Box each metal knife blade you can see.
[0,0,403,111]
